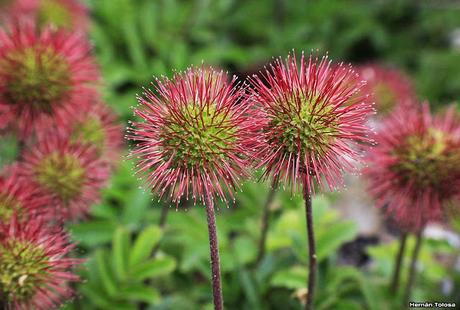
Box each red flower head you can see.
[128,67,258,204]
[61,102,124,166]
[364,104,460,231]
[250,52,374,193]
[358,64,416,117]
[17,134,110,221]
[0,217,81,309]
[0,22,98,139]
[1,0,89,31]
[0,165,47,222]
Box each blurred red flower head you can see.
[0,22,98,138]
[1,0,89,31]
[358,64,416,117]
[250,52,374,194]
[17,134,110,221]
[128,67,259,205]
[0,217,81,309]
[61,101,124,166]
[0,165,48,222]
[364,104,460,231]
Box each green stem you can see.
[403,230,423,307]
[390,233,407,295]
[205,194,224,310]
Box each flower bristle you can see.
[16,134,110,221]
[0,217,81,309]
[357,64,416,117]
[364,104,460,231]
[128,67,260,205]
[0,22,98,139]
[250,52,374,194]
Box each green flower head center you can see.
[38,0,73,29]
[392,128,460,188]
[0,193,22,223]
[71,117,106,152]
[162,104,236,168]
[268,94,339,156]
[35,153,85,202]
[0,240,49,302]
[373,83,396,114]
[0,0,13,9]
[1,46,70,112]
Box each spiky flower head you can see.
[17,134,110,221]
[0,217,81,309]
[0,22,98,139]
[1,0,89,31]
[61,102,123,166]
[358,64,416,117]
[128,67,258,204]
[364,104,460,231]
[250,52,373,193]
[0,166,47,223]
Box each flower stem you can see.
[303,184,316,310]
[255,186,277,264]
[205,194,224,310]
[390,232,407,295]
[403,230,423,307]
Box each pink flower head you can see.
[0,22,98,139]
[364,104,460,231]
[0,165,48,222]
[250,52,374,194]
[0,217,81,309]
[17,134,110,221]
[128,67,258,205]
[1,0,89,31]
[358,64,416,116]
[62,102,124,166]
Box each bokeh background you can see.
[1,0,460,309]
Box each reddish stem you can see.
[303,184,316,310]
[205,194,224,310]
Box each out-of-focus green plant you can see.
[64,226,176,309]
[83,0,460,122]
[49,0,460,308]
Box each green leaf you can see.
[118,285,161,304]
[129,225,162,266]
[271,266,308,289]
[316,222,358,261]
[69,220,118,247]
[112,227,130,280]
[96,250,118,297]
[131,256,176,281]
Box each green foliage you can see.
[3,0,459,308]
[83,0,460,122]
[66,226,176,309]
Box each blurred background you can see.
[2,0,460,309]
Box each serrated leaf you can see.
[118,285,160,304]
[112,227,130,280]
[96,250,118,297]
[316,222,358,261]
[69,220,117,247]
[131,256,176,281]
[129,225,162,266]
[271,266,308,289]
